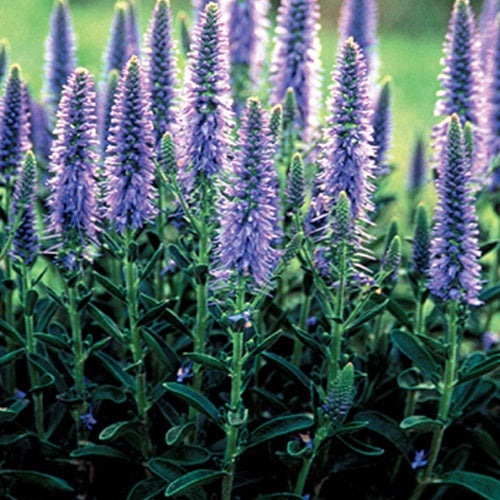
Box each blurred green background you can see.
[0,0,487,200]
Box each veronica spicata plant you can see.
[371,77,392,177]
[0,39,9,85]
[270,0,321,141]
[103,2,132,75]
[432,0,487,179]
[43,0,77,119]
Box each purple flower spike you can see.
[103,2,131,74]
[485,15,500,167]
[371,77,392,177]
[429,115,482,306]
[126,0,141,59]
[105,56,158,233]
[316,37,376,225]
[408,135,427,194]
[43,0,77,118]
[47,68,101,271]
[270,0,321,141]
[223,0,270,104]
[179,2,234,192]
[215,98,281,288]
[99,69,120,156]
[0,64,31,187]
[338,0,378,79]
[432,0,487,179]
[29,94,52,163]
[144,0,179,144]
[0,39,9,84]
[479,0,499,65]
[9,151,39,267]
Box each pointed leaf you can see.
[140,244,164,282]
[70,444,130,461]
[437,471,500,499]
[148,458,185,483]
[95,351,136,390]
[337,435,384,456]
[164,382,220,425]
[93,271,126,301]
[0,347,24,367]
[262,352,310,389]
[457,353,500,385]
[165,422,195,446]
[183,352,229,373]
[0,470,73,492]
[88,304,125,343]
[164,469,225,497]
[127,477,165,500]
[400,415,441,432]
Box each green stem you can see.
[294,453,315,496]
[292,292,312,366]
[22,265,45,440]
[328,241,347,392]
[222,287,246,500]
[410,301,459,500]
[124,231,151,459]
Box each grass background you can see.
[0,0,488,213]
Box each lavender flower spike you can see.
[105,56,158,233]
[0,39,9,84]
[270,0,321,141]
[432,0,487,178]
[371,77,392,177]
[338,0,378,79]
[0,64,31,187]
[486,14,500,169]
[216,97,281,287]
[223,0,270,103]
[99,69,120,155]
[179,2,234,192]
[126,0,141,59]
[43,0,77,118]
[317,37,376,225]
[408,135,427,194]
[144,0,179,144]
[9,151,40,266]
[47,68,101,271]
[429,114,482,306]
[103,2,130,74]
[479,0,499,65]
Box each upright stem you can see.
[222,286,246,500]
[22,265,45,440]
[68,283,85,446]
[328,241,346,392]
[124,230,152,459]
[410,301,459,500]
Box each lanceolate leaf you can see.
[437,471,500,499]
[164,469,226,497]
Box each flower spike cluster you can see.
[179,2,234,192]
[47,68,101,271]
[0,64,31,187]
[429,115,482,306]
[223,0,270,105]
[144,0,178,144]
[408,135,427,194]
[486,15,500,174]
[0,39,9,84]
[215,97,281,288]
[338,0,378,79]
[99,69,120,155]
[411,203,430,280]
[432,0,487,178]
[43,0,77,118]
[105,56,158,233]
[270,0,321,141]
[9,151,40,266]
[103,2,133,75]
[479,0,499,65]
[126,0,140,60]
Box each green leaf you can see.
[262,352,310,389]
[252,329,284,356]
[391,330,440,382]
[247,414,313,449]
[184,352,229,373]
[400,415,441,432]
[397,368,436,391]
[345,300,389,331]
[163,308,190,336]
[387,299,413,331]
[91,385,127,404]
[99,421,137,442]
[148,458,185,483]
[478,284,500,304]
[140,244,164,282]
[138,301,170,326]
[457,352,500,385]
[143,329,177,372]
[437,471,500,500]
[34,332,68,350]
[70,444,130,461]
[0,347,24,367]
[0,317,24,345]
[95,352,136,391]
[355,411,412,461]
[292,327,326,355]
[479,239,499,257]
[34,299,58,332]
[162,446,211,466]
[25,289,38,315]
[164,469,225,497]
[93,271,126,301]
[88,304,125,343]
[127,477,165,500]
[471,429,500,463]
[164,382,220,425]
[0,470,73,492]
[337,435,385,456]
[167,243,190,270]
[165,422,195,446]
